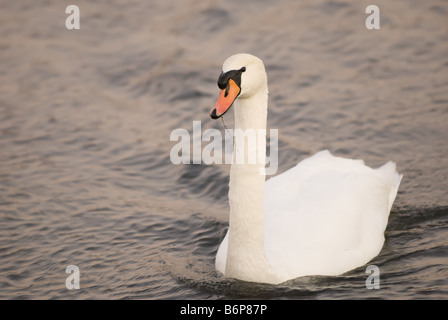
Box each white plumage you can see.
[211,54,402,284]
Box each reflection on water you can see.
[0,0,447,299]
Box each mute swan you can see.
[209,53,402,284]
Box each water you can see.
[0,0,447,299]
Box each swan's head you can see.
[210,53,267,119]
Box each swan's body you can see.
[209,53,402,284]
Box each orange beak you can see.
[209,78,241,119]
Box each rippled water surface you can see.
[0,0,447,299]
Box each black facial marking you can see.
[217,66,246,90]
[210,108,218,119]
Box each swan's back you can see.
[263,150,402,281]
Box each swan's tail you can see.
[379,161,402,212]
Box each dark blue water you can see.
[0,0,447,299]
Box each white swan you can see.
[209,53,402,284]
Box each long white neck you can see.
[225,84,278,283]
